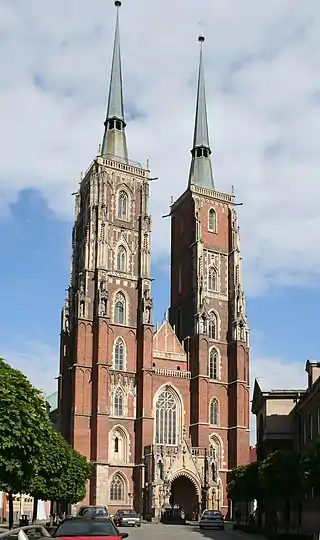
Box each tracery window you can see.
[116,245,127,272]
[155,388,179,445]
[208,208,216,232]
[110,474,125,502]
[208,267,217,291]
[114,338,125,370]
[208,312,217,339]
[209,348,219,380]
[114,390,124,416]
[210,398,219,426]
[114,292,126,324]
[117,191,128,220]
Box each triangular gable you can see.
[153,320,187,362]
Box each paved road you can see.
[118,522,249,540]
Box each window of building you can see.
[309,412,313,440]
[114,338,125,370]
[209,349,219,380]
[114,390,124,416]
[208,208,217,232]
[110,474,125,502]
[114,292,126,324]
[114,437,119,453]
[209,398,219,426]
[208,312,218,340]
[178,265,182,294]
[116,245,127,272]
[155,388,179,445]
[208,267,218,291]
[117,191,128,220]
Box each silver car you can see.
[199,510,224,530]
[113,509,141,527]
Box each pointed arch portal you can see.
[169,474,199,519]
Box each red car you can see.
[52,517,129,540]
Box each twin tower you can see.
[58,0,250,516]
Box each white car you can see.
[199,510,224,530]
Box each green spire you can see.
[188,36,214,190]
[101,1,128,161]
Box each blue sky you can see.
[1,0,320,440]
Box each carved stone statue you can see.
[142,288,153,324]
[98,279,109,317]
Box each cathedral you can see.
[58,1,250,520]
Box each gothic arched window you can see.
[155,387,179,445]
[209,348,219,380]
[114,437,119,453]
[208,208,217,232]
[114,293,126,324]
[116,245,127,272]
[114,390,124,416]
[114,338,125,370]
[110,474,125,502]
[117,190,128,220]
[208,267,217,291]
[210,398,219,426]
[208,312,217,339]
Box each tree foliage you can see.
[259,450,301,500]
[30,428,92,505]
[0,358,51,493]
[228,463,260,502]
[300,440,320,490]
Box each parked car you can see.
[199,510,224,530]
[52,516,128,539]
[77,506,109,518]
[113,510,141,527]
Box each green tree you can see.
[259,450,301,530]
[228,462,260,503]
[300,440,320,491]
[0,358,52,528]
[30,429,92,518]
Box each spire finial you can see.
[188,32,214,190]
[101,0,128,162]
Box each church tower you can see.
[169,36,250,474]
[58,1,153,506]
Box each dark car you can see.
[52,516,128,540]
[77,506,109,518]
[113,510,141,528]
[199,510,224,530]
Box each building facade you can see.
[58,1,250,519]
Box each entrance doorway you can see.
[170,475,199,519]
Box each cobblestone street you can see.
[118,522,251,540]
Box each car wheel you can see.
[137,524,141,528]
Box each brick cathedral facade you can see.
[58,2,250,519]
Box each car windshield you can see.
[119,511,137,516]
[204,511,222,517]
[53,518,118,537]
[82,508,107,517]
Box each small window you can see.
[209,349,219,380]
[116,245,127,272]
[110,474,125,502]
[208,312,217,340]
[117,191,128,220]
[114,391,123,416]
[114,293,126,324]
[208,267,217,291]
[114,437,119,453]
[178,265,182,294]
[114,338,125,370]
[208,208,216,232]
[210,398,219,425]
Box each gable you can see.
[153,320,187,362]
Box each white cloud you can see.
[249,354,306,444]
[0,341,58,396]
[1,0,320,294]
